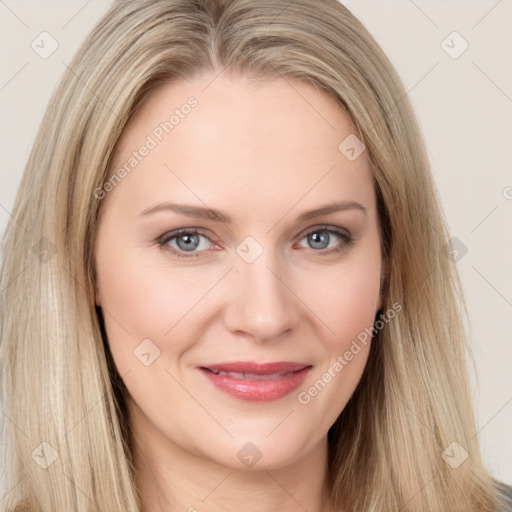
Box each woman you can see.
[1,0,510,510]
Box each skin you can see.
[94,72,385,512]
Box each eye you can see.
[296,226,352,255]
[158,228,215,258]
[157,225,353,259]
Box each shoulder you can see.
[496,480,512,511]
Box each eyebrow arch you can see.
[138,200,367,223]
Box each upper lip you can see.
[199,361,311,375]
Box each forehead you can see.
[106,73,375,219]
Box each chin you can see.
[196,429,316,472]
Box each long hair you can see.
[0,0,505,510]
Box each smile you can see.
[197,361,312,402]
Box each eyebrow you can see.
[138,200,367,223]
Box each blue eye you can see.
[297,227,353,255]
[158,225,353,259]
[159,229,213,257]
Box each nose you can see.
[222,250,301,342]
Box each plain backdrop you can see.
[0,0,511,492]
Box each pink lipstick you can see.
[198,361,312,402]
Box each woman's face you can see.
[94,73,384,471]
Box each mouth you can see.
[197,361,312,402]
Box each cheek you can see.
[334,269,379,342]
[95,244,203,373]
[292,253,381,429]
[301,253,382,352]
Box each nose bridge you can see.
[225,246,300,341]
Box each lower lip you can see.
[199,367,311,402]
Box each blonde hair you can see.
[0,0,506,510]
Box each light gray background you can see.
[0,0,511,490]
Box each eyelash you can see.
[157,225,353,259]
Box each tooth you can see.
[212,370,295,379]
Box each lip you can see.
[197,361,312,402]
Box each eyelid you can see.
[299,224,351,240]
